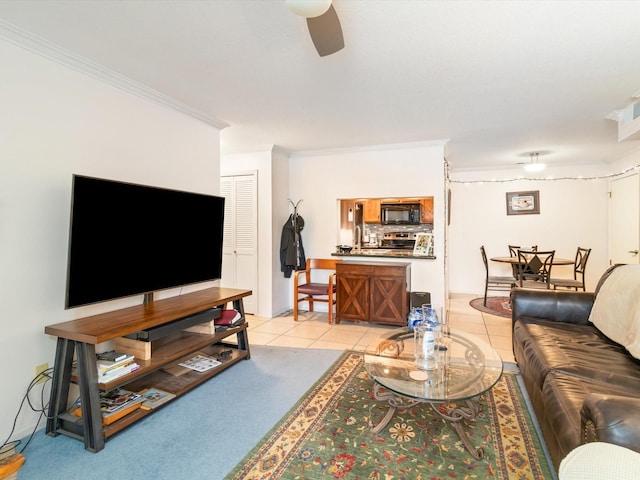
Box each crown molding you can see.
[0,19,228,130]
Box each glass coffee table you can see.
[363,328,503,460]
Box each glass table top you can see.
[363,328,503,402]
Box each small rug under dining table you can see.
[225,350,554,479]
[470,296,513,318]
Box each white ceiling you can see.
[1,0,640,171]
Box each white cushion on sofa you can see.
[589,264,640,359]
[559,442,640,480]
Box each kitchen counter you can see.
[336,261,410,325]
[331,249,435,260]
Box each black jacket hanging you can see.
[280,214,306,278]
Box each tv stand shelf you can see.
[44,287,252,452]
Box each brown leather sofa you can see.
[511,264,640,471]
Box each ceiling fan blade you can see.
[306,4,344,57]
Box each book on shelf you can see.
[96,355,135,375]
[139,387,176,410]
[102,401,143,425]
[96,350,130,363]
[178,354,221,372]
[99,362,141,383]
[69,402,143,426]
[69,388,146,425]
[100,388,144,414]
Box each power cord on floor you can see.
[0,367,54,455]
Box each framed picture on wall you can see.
[506,190,540,215]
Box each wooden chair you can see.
[294,258,340,324]
[550,247,591,291]
[481,246,517,306]
[517,249,555,289]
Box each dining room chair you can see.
[508,245,538,257]
[517,249,555,289]
[508,245,538,277]
[481,245,517,306]
[550,247,591,291]
[293,258,341,324]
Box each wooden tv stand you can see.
[44,287,252,452]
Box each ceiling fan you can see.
[285,0,344,57]
[518,152,547,172]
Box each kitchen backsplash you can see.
[364,223,432,245]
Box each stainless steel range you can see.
[380,232,417,250]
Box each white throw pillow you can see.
[589,264,640,359]
[559,442,640,480]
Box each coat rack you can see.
[288,198,303,270]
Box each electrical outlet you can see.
[35,363,49,384]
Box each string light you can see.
[445,160,640,184]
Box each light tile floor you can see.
[244,293,515,364]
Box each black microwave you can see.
[381,203,421,225]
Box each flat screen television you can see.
[65,174,225,309]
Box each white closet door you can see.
[610,173,640,265]
[220,173,258,313]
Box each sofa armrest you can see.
[511,288,594,328]
[581,393,640,454]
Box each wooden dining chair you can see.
[550,247,591,291]
[293,258,341,324]
[517,249,555,288]
[481,246,517,306]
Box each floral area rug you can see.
[225,351,553,479]
[470,296,512,318]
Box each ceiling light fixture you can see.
[524,152,546,172]
[285,0,332,18]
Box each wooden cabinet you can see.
[382,197,420,204]
[44,287,252,452]
[420,197,434,223]
[336,261,410,326]
[361,197,433,224]
[363,199,381,223]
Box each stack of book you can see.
[70,388,147,425]
[96,351,139,383]
[99,388,146,425]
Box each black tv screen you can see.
[65,174,225,308]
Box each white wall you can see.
[448,165,611,295]
[288,142,448,308]
[220,148,291,317]
[0,39,221,440]
[271,148,292,315]
[611,149,640,173]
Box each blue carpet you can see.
[17,345,343,480]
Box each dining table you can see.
[490,256,574,266]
